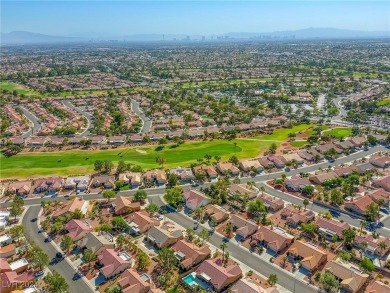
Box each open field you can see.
[289,141,308,147]
[0,82,40,97]
[323,127,352,138]
[0,124,317,178]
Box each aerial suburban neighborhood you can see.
[1,1,390,293]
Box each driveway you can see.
[23,206,94,293]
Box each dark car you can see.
[31,218,37,222]
[56,252,63,259]
[34,270,45,278]
[44,237,52,243]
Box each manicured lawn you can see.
[254,124,316,141]
[304,125,329,135]
[376,97,390,107]
[0,123,321,178]
[0,82,40,97]
[290,141,307,147]
[0,139,265,178]
[323,127,352,138]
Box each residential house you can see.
[365,280,390,293]
[28,137,46,147]
[194,258,242,292]
[354,234,390,257]
[267,156,285,169]
[344,196,376,216]
[372,174,390,192]
[239,159,263,173]
[325,259,368,293]
[231,278,280,293]
[193,165,218,180]
[204,205,229,224]
[260,193,285,212]
[109,135,127,145]
[52,198,87,217]
[64,175,90,191]
[183,190,210,210]
[369,155,390,169]
[77,232,114,255]
[90,135,106,145]
[144,170,167,186]
[7,181,32,197]
[367,188,389,208]
[0,244,16,258]
[128,211,160,234]
[98,248,132,279]
[350,137,366,148]
[171,240,211,270]
[309,171,338,185]
[230,215,258,239]
[258,157,275,169]
[229,184,259,200]
[117,269,162,293]
[146,224,183,248]
[65,219,93,241]
[285,177,311,192]
[297,150,315,162]
[91,175,115,189]
[333,166,355,177]
[0,271,34,293]
[315,217,350,240]
[281,153,304,165]
[335,140,355,151]
[352,162,374,174]
[252,226,294,254]
[0,234,13,246]
[169,167,195,183]
[34,177,63,193]
[118,172,142,189]
[281,205,315,227]
[287,240,327,271]
[113,196,141,215]
[216,162,240,176]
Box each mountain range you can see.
[1,28,389,44]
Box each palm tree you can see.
[379,241,387,256]
[260,186,265,195]
[359,220,366,235]
[225,222,234,236]
[220,242,227,261]
[155,156,166,169]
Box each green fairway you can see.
[0,124,318,178]
[376,97,390,107]
[290,141,308,147]
[0,82,40,97]
[323,127,352,138]
[0,139,265,178]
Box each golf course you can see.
[1,124,318,178]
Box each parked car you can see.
[44,237,52,243]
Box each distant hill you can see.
[1,28,389,44]
[1,31,85,44]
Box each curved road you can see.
[23,206,94,293]
[130,99,152,133]
[62,100,93,137]
[19,106,41,138]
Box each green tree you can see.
[9,224,24,245]
[145,203,159,216]
[83,249,97,265]
[302,185,315,197]
[303,199,310,210]
[229,155,239,165]
[94,160,104,171]
[134,190,147,203]
[102,190,116,202]
[104,160,113,174]
[198,229,210,246]
[168,173,178,186]
[301,222,318,237]
[111,216,129,231]
[330,189,344,206]
[185,228,196,241]
[60,235,74,253]
[116,160,127,174]
[163,187,183,208]
[338,252,351,262]
[268,274,278,286]
[320,271,339,293]
[247,199,266,215]
[156,156,166,168]
[10,198,23,221]
[30,247,49,270]
[43,270,69,293]
[269,143,277,154]
[365,203,379,222]
[360,257,375,272]
[342,228,356,246]
[136,251,150,271]
[157,247,178,272]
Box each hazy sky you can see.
[2,1,390,35]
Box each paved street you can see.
[130,99,152,133]
[148,196,316,293]
[63,100,93,136]
[23,206,94,293]
[19,106,41,138]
